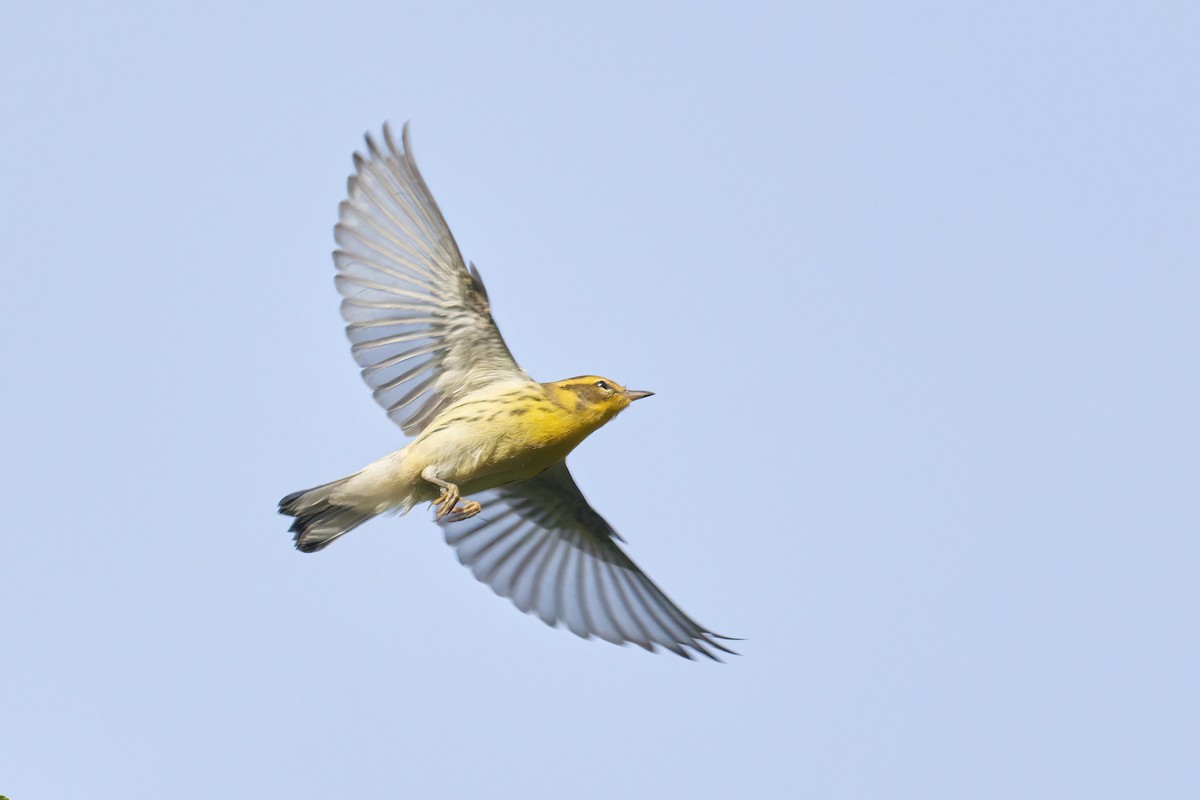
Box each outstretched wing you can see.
[440,463,735,660]
[335,122,531,436]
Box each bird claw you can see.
[433,486,461,520]
[446,501,483,522]
[434,488,481,522]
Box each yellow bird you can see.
[280,123,734,660]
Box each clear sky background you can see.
[3,2,1197,798]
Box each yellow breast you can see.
[409,382,611,492]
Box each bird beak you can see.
[624,389,655,402]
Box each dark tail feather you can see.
[279,478,372,553]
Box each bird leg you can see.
[421,466,482,522]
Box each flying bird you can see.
[280,123,734,660]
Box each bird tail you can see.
[279,476,374,553]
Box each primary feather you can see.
[335,122,530,435]
[441,463,736,660]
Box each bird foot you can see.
[432,485,461,520]
[446,501,483,522]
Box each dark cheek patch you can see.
[564,383,605,407]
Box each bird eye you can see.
[595,380,611,391]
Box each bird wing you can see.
[334,123,531,436]
[439,462,735,660]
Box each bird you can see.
[279,123,734,660]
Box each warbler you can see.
[280,123,734,660]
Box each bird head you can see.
[550,376,654,423]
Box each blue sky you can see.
[3,2,1198,798]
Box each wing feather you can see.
[438,463,734,660]
[334,123,531,435]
